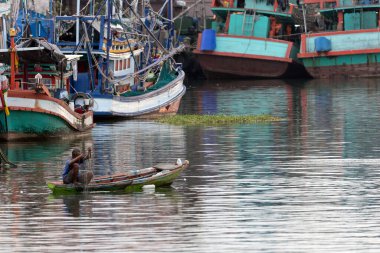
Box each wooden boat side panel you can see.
[125,166,187,192]
[304,61,380,78]
[47,179,133,194]
[195,53,291,78]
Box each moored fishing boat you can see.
[193,0,308,78]
[0,28,95,141]
[297,0,380,78]
[47,160,190,194]
[54,0,186,118]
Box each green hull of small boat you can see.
[47,160,189,194]
[47,179,133,194]
[124,164,187,193]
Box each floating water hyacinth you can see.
[157,114,285,126]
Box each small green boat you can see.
[47,160,189,194]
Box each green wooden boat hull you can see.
[47,161,189,195]
[0,111,73,137]
[47,179,133,194]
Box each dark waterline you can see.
[1,78,380,252]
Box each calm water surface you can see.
[2,78,380,252]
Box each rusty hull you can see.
[305,63,380,78]
[195,53,308,79]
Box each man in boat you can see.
[62,147,93,185]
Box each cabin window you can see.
[14,78,23,89]
[123,59,127,69]
[115,60,119,71]
[55,78,67,89]
[55,78,62,88]
[128,58,131,69]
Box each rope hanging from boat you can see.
[79,0,185,85]
[123,0,169,54]
[113,0,183,74]
[0,149,17,168]
[71,0,108,54]
[10,0,21,28]
[78,0,92,15]
[83,148,93,193]
[84,26,183,85]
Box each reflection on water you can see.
[2,78,380,252]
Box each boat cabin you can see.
[209,0,300,41]
[0,38,80,101]
[302,0,380,32]
[104,47,143,94]
[54,13,144,95]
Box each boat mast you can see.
[167,0,173,50]
[1,16,6,49]
[301,0,307,33]
[76,0,80,46]
[105,0,112,91]
[49,0,53,16]
[22,0,27,37]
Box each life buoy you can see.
[71,92,94,113]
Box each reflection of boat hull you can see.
[93,71,186,118]
[194,52,306,78]
[0,90,94,141]
[47,160,189,194]
[0,135,92,162]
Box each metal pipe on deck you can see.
[301,1,307,33]
[9,28,16,90]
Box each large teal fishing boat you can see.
[193,0,307,78]
[298,0,380,78]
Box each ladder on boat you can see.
[242,9,256,36]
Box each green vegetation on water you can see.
[157,114,284,126]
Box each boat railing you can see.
[11,81,71,101]
[211,0,295,14]
[303,0,380,8]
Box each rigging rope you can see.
[78,0,185,85]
